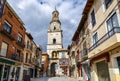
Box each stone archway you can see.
[50,62,58,77]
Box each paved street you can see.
[31,77,79,81]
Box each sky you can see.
[7,0,87,52]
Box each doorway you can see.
[3,65,10,81]
[96,60,110,81]
[50,63,58,77]
[15,67,20,81]
[29,68,33,78]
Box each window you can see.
[54,26,56,30]
[26,53,28,63]
[30,43,33,51]
[42,58,45,64]
[18,34,22,43]
[82,27,86,39]
[53,38,56,44]
[4,21,12,34]
[93,32,98,44]
[76,50,79,61]
[27,41,29,48]
[76,36,79,44]
[82,27,85,36]
[62,53,65,58]
[117,57,120,72]
[0,42,8,56]
[36,49,40,57]
[30,54,32,62]
[107,13,119,31]
[104,0,113,9]
[16,50,20,60]
[91,10,96,27]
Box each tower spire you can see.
[55,6,56,11]
[50,8,61,24]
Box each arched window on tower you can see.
[54,26,56,30]
[54,13,57,17]
[53,38,56,44]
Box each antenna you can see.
[55,6,56,11]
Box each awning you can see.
[0,57,21,65]
[0,58,15,65]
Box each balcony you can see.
[11,54,20,61]
[25,45,33,52]
[0,28,16,40]
[81,48,88,60]
[16,41,25,48]
[88,27,120,58]
[28,58,35,64]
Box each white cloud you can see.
[7,0,87,51]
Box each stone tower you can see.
[47,8,63,76]
[47,9,63,58]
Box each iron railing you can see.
[11,54,20,61]
[0,28,16,40]
[89,27,120,52]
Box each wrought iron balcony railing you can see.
[11,54,20,61]
[16,41,25,48]
[0,28,16,40]
[89,27,120,52]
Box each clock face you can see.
[53,22,56,26]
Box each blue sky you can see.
[7,0,87,52]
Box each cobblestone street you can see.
[31,77,79,81]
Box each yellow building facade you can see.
[71,0,120,81]
[85,0,120,81]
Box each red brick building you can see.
[0,2,26,81]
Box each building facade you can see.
[0,2,26,81]
[0,2,43,81]
[86,0,120,81]
[68,42,77,78]
[70,0,120,81]
[36,45,42,77]
[41,53,49,77]
[23,32,42,79]
[23,32,36,79]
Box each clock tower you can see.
[47,8,63,58]
[47,8,63,76]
